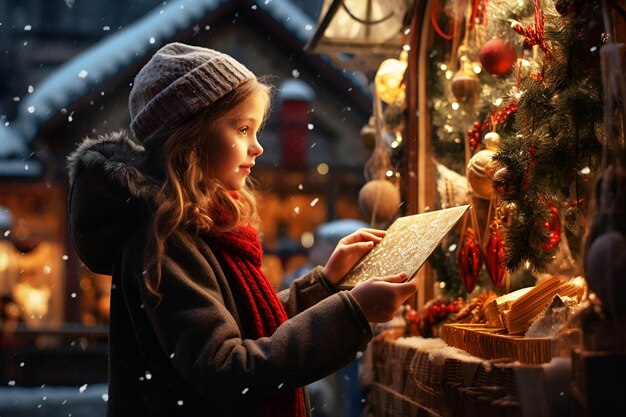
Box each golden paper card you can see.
[338,205,470,289]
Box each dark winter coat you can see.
[67,131,373,417]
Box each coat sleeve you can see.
[276,266,343,317]
[140,232,373,405]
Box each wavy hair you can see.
[144,78,272,296]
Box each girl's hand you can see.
[350,273,418,323]
[322,228,386,285]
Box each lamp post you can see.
[305,0,416,73]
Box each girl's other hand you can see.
[322,228,386,286]
[350,273,418,323]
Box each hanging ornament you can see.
[484,223,506,288]
[359,118,376,151]
[457,227,483,293]
[492,166,516,196]
[451,67,481,103]
[466,149,498,199]
[483,131,501,150]
[541,202,561,251]
[374,50,408,107]
[479,38,518,75]
[358,180,401,227]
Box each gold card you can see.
[338,205,470,289]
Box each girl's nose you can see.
[250,137,263,156]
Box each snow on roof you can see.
[17,0,228,143]
[0,124,28,158]
[13,0,370,146]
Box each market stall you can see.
[307,0,626,415]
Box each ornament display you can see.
[457,227,483,293]
[451,68,481,103]
[358,179,401,226]
[466,149,497,199]
[541,202,561,251]
[479,38,518,75]
[484,224,506,288]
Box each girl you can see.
[68,42,417,417]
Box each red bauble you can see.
[457,227,483,293]
[479,38,518,75]
[485,225,506,288]
[541,203,561,251]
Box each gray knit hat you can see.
[129,42,256,145]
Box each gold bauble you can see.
[375,51,408,106]
[483,131,502,150]
[358,180,401,226]
[466,149,496,199]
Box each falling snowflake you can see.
[293,206,300,215]
[79,384,88,393]
[310,198,319,207]
[307,123,314,130]
[28,85,34,93]
[291,69,300,78]
[242,387,249,395]
[27,106,35,113]
[78,70,88,79]
[177,400,184,406]
[65,0,75,8]
[102,394,109,402]
[103,26,110,31]
[24,25,32,31]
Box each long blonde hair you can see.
[144,79,272,295]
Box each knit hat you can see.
[129,42,256,145]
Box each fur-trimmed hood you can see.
[67,130,160,275]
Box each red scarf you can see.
[210,224,306,417]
